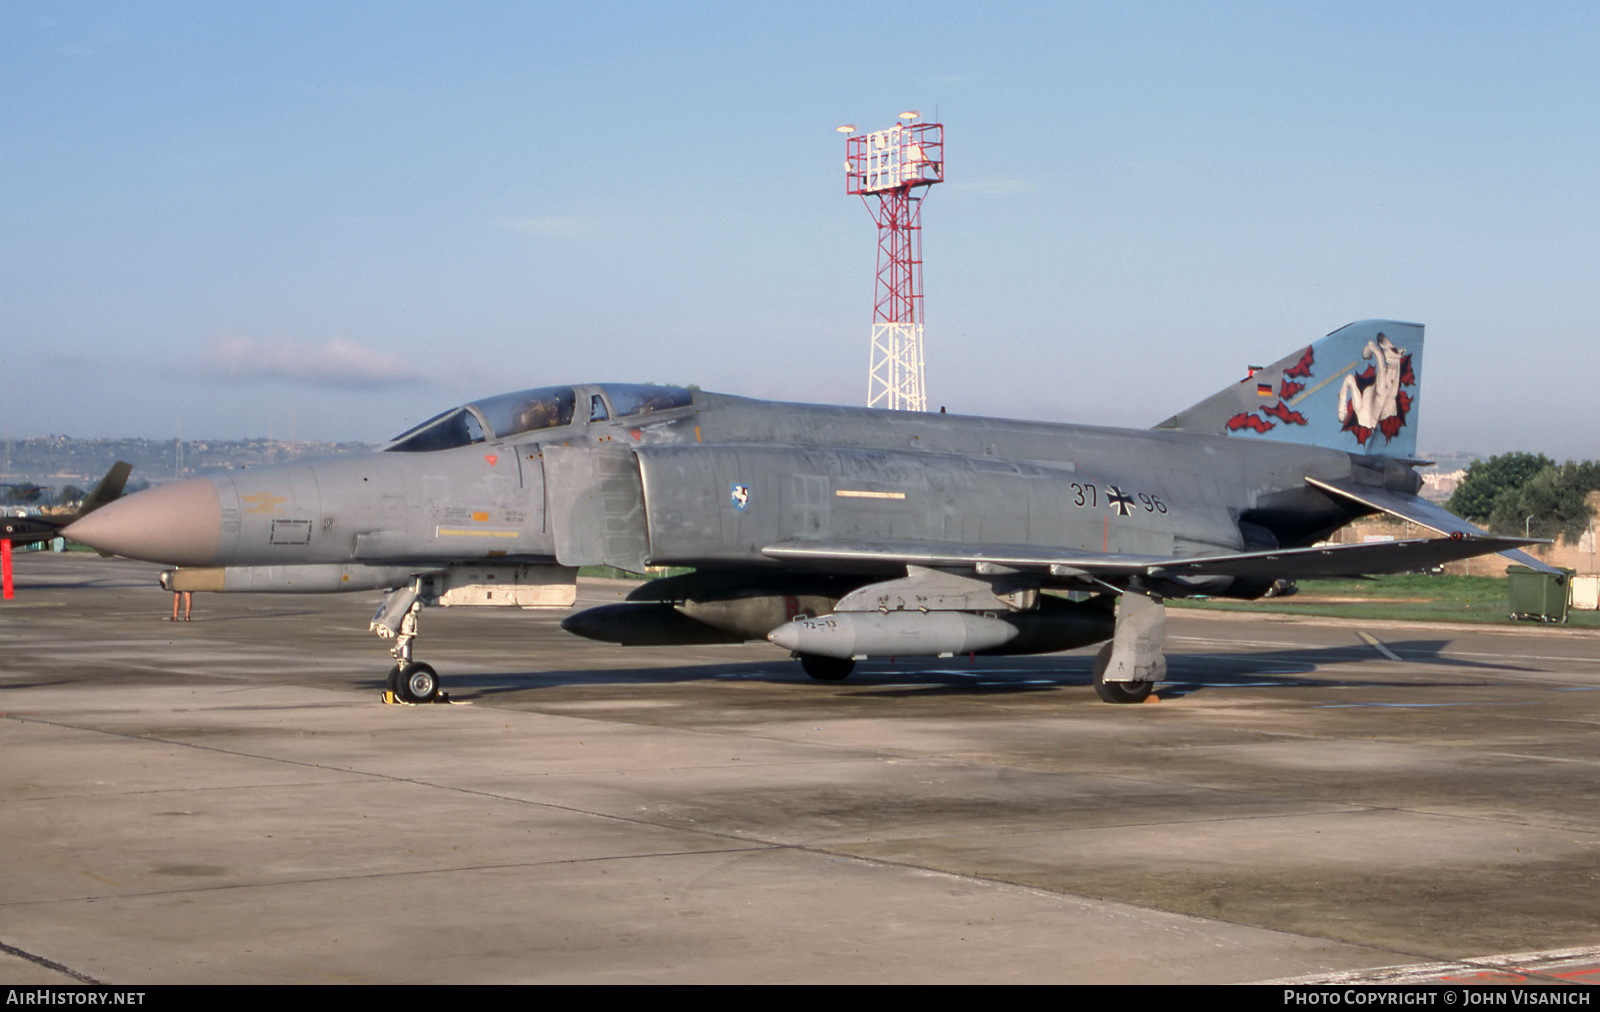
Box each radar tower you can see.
[839,112,944,411]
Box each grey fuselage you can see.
[172,386,1394,583]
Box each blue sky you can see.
[4,2,1598,457]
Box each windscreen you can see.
[385,408,487,453]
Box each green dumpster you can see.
[1507,565,1572,623]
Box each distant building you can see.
[1420,468,1465,503]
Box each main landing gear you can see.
[1091,643,1153,704]
[1092,590,1166,704]
[373,582,446,703]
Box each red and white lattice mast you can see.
[840,112,944,411]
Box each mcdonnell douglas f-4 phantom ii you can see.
[66,321,1547,703]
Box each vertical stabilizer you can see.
[1155,320,1425,458]
[78,462,133,516]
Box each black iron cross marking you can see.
[1107,486,1136,516]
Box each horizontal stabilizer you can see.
[1307,476,1559,574]
[1149,535,1545,580]
[763,534,1545,582]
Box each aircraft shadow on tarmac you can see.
[416,636,1536,703]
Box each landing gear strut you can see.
[372,581,443,702]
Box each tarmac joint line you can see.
[0,939,104,985]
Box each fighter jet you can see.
[2,462,133,548]
[65,321,1544,704]
[2,482,55,505]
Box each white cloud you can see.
[198,336,423,389]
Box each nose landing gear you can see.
[373,581,448,704]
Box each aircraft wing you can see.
[1306,476,1560,574]
[763,539,1171,575]
[762,533,1545,583]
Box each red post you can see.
[2,538,12,600]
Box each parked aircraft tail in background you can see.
[78,462,133,517]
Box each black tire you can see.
[397,662,440,703]
[385,665,402,694]
[799,654,855,681]
[1091,643,1153,704]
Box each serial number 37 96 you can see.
[1070,483,1168,515]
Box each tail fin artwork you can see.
[1155,320,1425,459]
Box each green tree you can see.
[1486,461,1600,542]
[1446,452,1554,522]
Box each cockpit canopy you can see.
[471,386,578,443]
[384,384,694,452]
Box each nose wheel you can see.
[387,662,441,704]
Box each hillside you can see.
[2,436,372,496]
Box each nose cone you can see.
[64,478,222,566]
[766,622,802,652]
